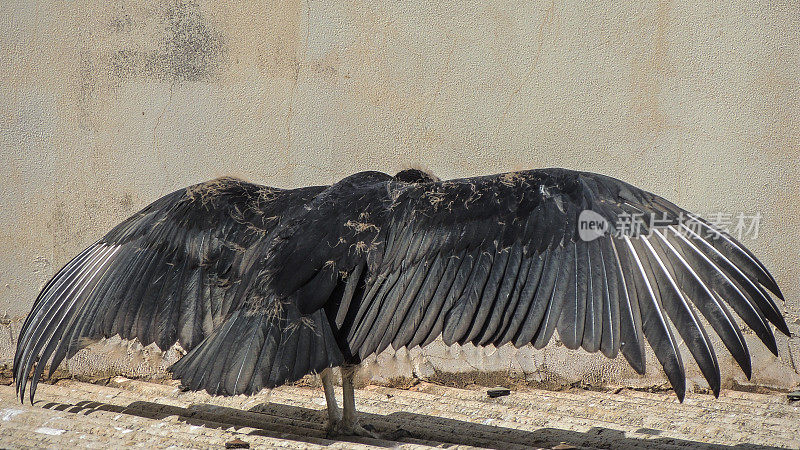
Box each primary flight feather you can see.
[14,167,790,435]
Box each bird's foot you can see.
[326,418,380,439]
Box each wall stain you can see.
[261,36,301,80]
[109,1,225,83]
[78,48,98,130]
[119,192,134,211]
[628,0,671,135]
[307,53,340,78]
[285,0,311,159]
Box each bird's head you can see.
[394,167,440,184]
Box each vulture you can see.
[14,167,790,437]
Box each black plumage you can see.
[14,167,790,408]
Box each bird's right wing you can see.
[14,177,344,401]
[268,168,789,401]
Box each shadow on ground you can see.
[37,399,783,450]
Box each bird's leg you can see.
[320,365,379,438]
[320,368,342,432]
[341,364,358,427]
[339,364,379,438]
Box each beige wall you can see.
[1,1,798,392]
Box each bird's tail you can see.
[170,301,343,396]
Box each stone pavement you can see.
[0,376,798,449]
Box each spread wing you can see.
[16,168,790,403]
[265,168,789,400]
[14,177,345,401]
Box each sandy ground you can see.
[0,376,798,449]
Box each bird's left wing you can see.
[14,177,345,401]
[263,168,789,400]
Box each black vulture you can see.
[14,167,790,437]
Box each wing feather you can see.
[682,224,788,335]
[463,245,512,344]
[597,237,620,358]
[667,226,778,355]
[378,259,432,352]
[693,218,783,300]
[532,243,574,349]
[392,255,448,349]
[407,250,467,349]
[495,251,543,344]
[640,236,721,396]
[621,237,686,400]
[420,249,479,349]
[609,236,646,373]
[557,242,587,349]
[651,229,751,377]
[477,242,525,345]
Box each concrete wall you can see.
[1,1,798,392]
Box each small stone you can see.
[225,437,250,449]
[487,387,510,398]
[552,443,577,450]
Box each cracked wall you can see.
[1,1,799,392]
